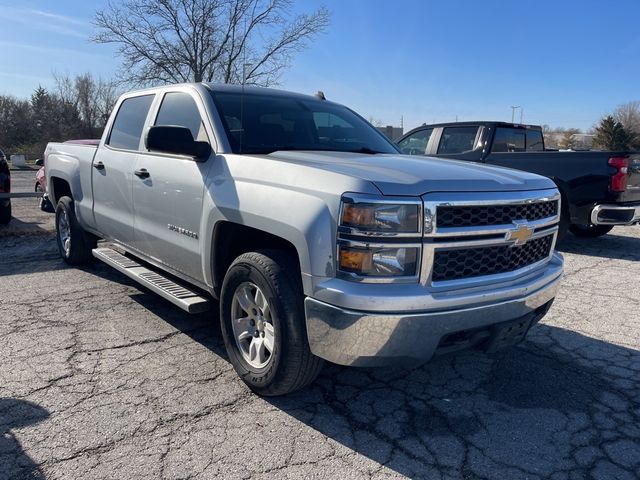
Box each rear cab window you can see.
[437,126,483,154]
[107,95,155,151]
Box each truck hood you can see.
[266,151,555,195]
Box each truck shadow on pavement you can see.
[0,216,54,240]
[558,230,640,261]
[0,237,61,278]
[0,398,49,480]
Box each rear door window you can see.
[492,127,545,152]
[438,126,481,154]
[107,95,154,151]
[397,128,433,155]
[492,128,526,152]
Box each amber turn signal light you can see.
[339,247,373,273]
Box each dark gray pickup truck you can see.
[397,122,640,239]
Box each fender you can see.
[199,155,379,297]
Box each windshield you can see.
[210,91,399,155]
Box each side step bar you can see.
[92,247,211,313]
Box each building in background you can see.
[376,125,404,141]
[570,134,594,150]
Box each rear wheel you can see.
[220,250,323,396]
[55,196,97,264]
[569,224,614,238]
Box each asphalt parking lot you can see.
[1,170,639,480]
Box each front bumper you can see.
[305,253,563,366]
[590,203,640,225]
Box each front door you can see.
[132,90,212,282]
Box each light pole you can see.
[510,105,520,123]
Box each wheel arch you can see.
[50,177,73,205]
[210,222,303,297]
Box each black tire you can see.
[0,201,10,225]
[569,224,614,238]
[220,250,324,396]
[55,196,97,265]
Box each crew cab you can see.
[397,122,640,238]
[45,85,564,395]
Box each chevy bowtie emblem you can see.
[506,223,534,246]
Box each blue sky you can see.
[1,0,638,131]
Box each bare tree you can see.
[53,72,119,136]
[613,101,640,149]
[93,0,330,87]
[558,128,581,150]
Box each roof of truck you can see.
[203,83,328,102]
[419,121,542,130]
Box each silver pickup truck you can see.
[45,83,564,395]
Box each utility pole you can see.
[510,106,520,123]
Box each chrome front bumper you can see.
[305,253,563,366]
[590,203,640,225]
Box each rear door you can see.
[92,94,155,245]
[132,89,213,282]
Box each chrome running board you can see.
[92,247,211,313]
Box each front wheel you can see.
[55,196,97,264]
[220,250,323,396]
[569,224,614,238]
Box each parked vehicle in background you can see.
[397,122,640,239]
[35,160,54,213]
[0,148,10,224]
[45,84,563,395]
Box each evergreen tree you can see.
[592,116,631,150]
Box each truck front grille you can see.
[423,190,560,286]
[436,200,558,228]
[431,234,554,282]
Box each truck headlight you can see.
[341,202,420,233]
[337,194,422,281]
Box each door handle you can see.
[93,161,105,170]
[134,168,150,179]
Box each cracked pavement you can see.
[1,174,640,479]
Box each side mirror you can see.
[145,125,211,160]
[35,158,44,166]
